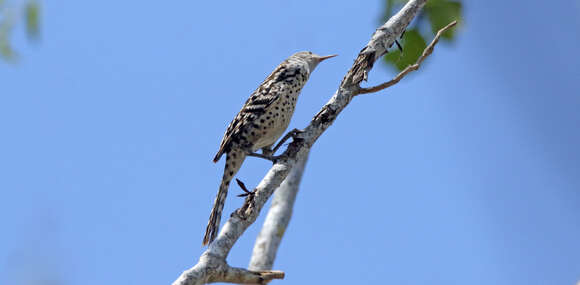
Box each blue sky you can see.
[1,0,579,284]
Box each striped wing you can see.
[213,62,295,162]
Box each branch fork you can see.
[356,20,457,95]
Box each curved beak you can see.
[318,54,338,62]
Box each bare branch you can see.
[173,149,301,285]
[172,254,284,285]
[356,20,457,95]
[249,154,309,271]
[172,0,445,284]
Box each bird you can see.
[203,51,337,245]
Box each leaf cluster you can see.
[383,0,462,71]
[0,0,40,62]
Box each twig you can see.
[356,20,457,95]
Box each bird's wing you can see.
[213,63,294,162]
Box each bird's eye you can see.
[308,51,312,55]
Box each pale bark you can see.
[247,19,457,274]
[172,0,449,284]
[248,153,308,271]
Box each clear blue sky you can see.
[1,0,579,284]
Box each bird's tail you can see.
[203,150,245,245]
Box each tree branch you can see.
[356,20,457,95]
[246,8,459,276]
[248,153,309,271]
[172,253,284,285]
[172,0,452,283]
[172,154,298,285]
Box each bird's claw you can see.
[271,128,304,153]
[235,178,256,198]
[247,129,303,163]
[246,151,280,163]
[235,178,257,220]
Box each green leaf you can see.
[0,11,17,61]
[25,0,40,40]
[384,28,427,72]
[0,38,18,62]
[425,0,461,40]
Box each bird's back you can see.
[213,60,309,162]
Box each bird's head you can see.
[290,51,337,73]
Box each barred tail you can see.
[203,150,245,245]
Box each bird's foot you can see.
[261,146,274,157]
[236,178,256,198]
[246,129,304,163]
[271,128,305,154]
[235,179,256,219]
[246,151,281,162]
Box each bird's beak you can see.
[318,54,338,62]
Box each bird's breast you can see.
[250,93,298,150]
